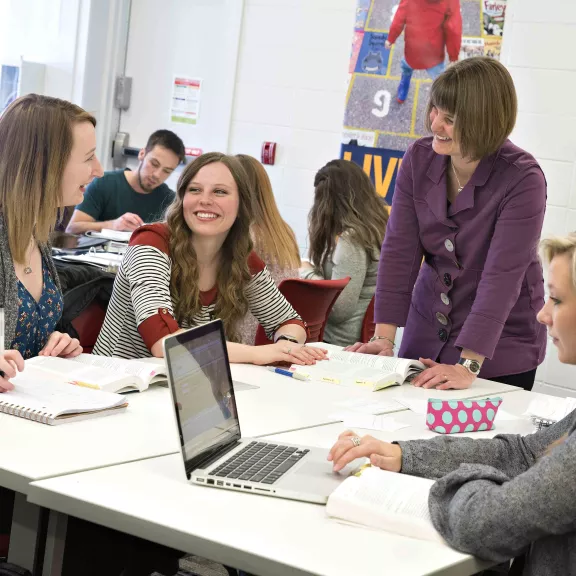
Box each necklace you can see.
[24,240,34,275]
[451,160,464,193]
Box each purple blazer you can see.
[376,137,547,379]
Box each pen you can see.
[267,367,309,381]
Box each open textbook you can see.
[24,354,167,394]
[293,345,424,391]
[326,466,443,543]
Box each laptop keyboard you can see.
[209,441,310,484]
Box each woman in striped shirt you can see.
[94,152,326,366]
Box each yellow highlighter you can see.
[69,380,100,390]
[353,463,372,477]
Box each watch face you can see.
[469,360,481,374]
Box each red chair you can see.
[70,301,107,354]
[360,295,376,343]
[254,277,351,345]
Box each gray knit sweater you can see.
[399,411,576,575]
[0,215,61,349]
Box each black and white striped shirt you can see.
[93,223,304,359]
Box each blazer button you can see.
[444,239,454,252]
[441,293,450,306]
[436,312,448,325]
[438,328,448,342]
[162,308,167,314]
[443,273,452,286]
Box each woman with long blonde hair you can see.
[0,94,103,387]
[328,234,576,576]
[235,154,301,344]
[94,152,326,366]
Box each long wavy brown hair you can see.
[165,152,254,342]
[236,154,300,269]
[308,160,389,271]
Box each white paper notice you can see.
[171,77,202,125]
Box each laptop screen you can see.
[164,320,241,476]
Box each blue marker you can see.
[267,366,310,381]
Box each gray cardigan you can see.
[0,215,61,349]
[399,412,576,575]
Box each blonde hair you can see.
[540,233,576,291]
[235,154,301,269]
[0,94,96,263]
[166,152,254,342]
[424,57,517,160]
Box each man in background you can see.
[67,129,185,233]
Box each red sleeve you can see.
[247,251,265,275]
[138,308,180,350]
[129,223,171,253]
[444,0,463,62]
[387,0,408,45]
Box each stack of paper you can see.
[524,395,576,423]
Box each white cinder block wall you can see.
[229,0,576,394]
[228,0,357,255]
[503,0,576,396]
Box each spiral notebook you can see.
[0,374,128,425]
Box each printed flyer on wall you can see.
[171,76,202,125]
[342,0,508,204]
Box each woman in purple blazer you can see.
[350,57,547,391]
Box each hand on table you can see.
[39,331,83,359]
[411,358,476,390]
[345,340,394,356]
[252,341,328,366]
[0,350,25,392]
[328,430,402,473]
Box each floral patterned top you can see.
[11,261,63,359]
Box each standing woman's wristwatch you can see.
[458,358,482,376]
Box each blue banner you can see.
[340,143,404,205]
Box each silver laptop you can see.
[163,320,346,504]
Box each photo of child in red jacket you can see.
[386,0,462,103]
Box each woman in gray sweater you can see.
[327,233,576,576]
[301,159,388,346]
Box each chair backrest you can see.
[361,295,376,343]
[254,277,351,345]
[70,301,107,354]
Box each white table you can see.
[0,363,522,573]
[28,454,491,576]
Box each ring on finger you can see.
[350,436,361,447]
[442,374,448,383]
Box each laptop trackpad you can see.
[284,460,345,494]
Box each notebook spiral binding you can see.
[0,402,52,425]
[531,416,555,430]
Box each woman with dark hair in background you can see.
[301,159,388,346]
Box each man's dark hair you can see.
[145,129,186,164]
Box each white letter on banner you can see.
[372,90,391,118]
